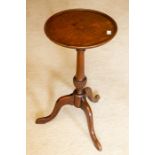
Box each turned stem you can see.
[76,49,85,81]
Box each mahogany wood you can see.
[76,49,85,81]
[36,9,117,151]
[36,94,74,124]
[84,87,100,103]
[44,9,117,49]
[81,98,102,151]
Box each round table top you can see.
[45,9,117,49]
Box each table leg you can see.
[81,98,102,151]
[84,87,100,103]
[36,94,74,124]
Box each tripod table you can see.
[36,9,117,151]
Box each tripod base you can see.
[36,87,102,151]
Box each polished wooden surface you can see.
[45,9,117,49]
[36,9,117,151]
[76,49,85,81]
[36,49,102,150]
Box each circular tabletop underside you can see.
[45,9,117,49]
